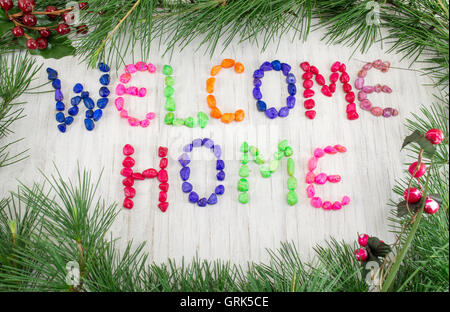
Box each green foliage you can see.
[0,53,40,168]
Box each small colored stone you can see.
[249,146,259,156]
[164,112,174,125]
[84,118,95,131]
[324,146,338,154]
[284,146,293,157]
[56,112,65,123]
[55,89,63,101]
[52,79,61,89]
[164,86,174,97]
[163,65,173,76]
[308,157,318,171]
[265,107,278,119]
[287,191,298,206]
[314,148,325,158]
[332,201,342,210]
[322,201,332,210]
[259,164,271,178]
[256,100,267,111]
[253,87,262,100]
[271,60,281,71]
[305,171,315,184]
[238,192,249,204]
[278,140,289,151]
[278,107,290,117]
[120,73,131,83]
[83,97,95,109]
[65,116,74,125]
[182,182,193,193]
[216,160,225,170]
[221,113,235,124]
[178,153,190,167]
[56,101,65,111]
[73,83,83,93]
[207,193,218,205]
[71,96,81,106]
[314,173,327,185]
[342,196,351,205]
[180,166,190,181]
[165,97,176,111]
[68,106,79,116]
[99,74,110,86]
[98,62,110,72]
[311,197,323,208]
[260,61,273,71]
[286,96,296,109]
[213,145,222,158]
[287,158,295,176]
[148,63,156,73]
[138,88,147,97]
[217,170,225,181]
[269,159,279,172]
[235,109,245,122]
[215,185,225,195]
[306,184,315,198]
[184,117,194,128]
[287,176,297,190]
[157,169,169,183]
[221,59,235,68]
[189,191,199,203]
[370,106,383,116]
[240,142,249,153]
[97,98,108,109]
[241,153,249,164]
[85,109,94,119]
[238,178,249,192]
[327,175,341,183]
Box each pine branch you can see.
[0,53,40,168]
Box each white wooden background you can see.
[0,28,434,265]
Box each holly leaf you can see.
[401,130,436,157]
[367,237,391,258]
[18,35,75,59]
[396,197,425,217]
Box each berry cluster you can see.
[0,0,89,50]
[354,234,390,262]
[402,128,445,215]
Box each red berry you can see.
[408,162,426,178]
[37,37,48,50]
[354,248,368,261]
[358,234,369,247]
[403,187,422,203]
[56,23,70,35]
[425,128,445,145]
[12,26,25,37]
[76,24,88,35]
[26,38,37,50]
[18,0,34,13]
[0,0,13,11]
[40,28,51,38]
[62,12,75,24]
[424,197,440,215]
[79,2,89,10]
[22,13,37,26]
[46,6,59,19]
